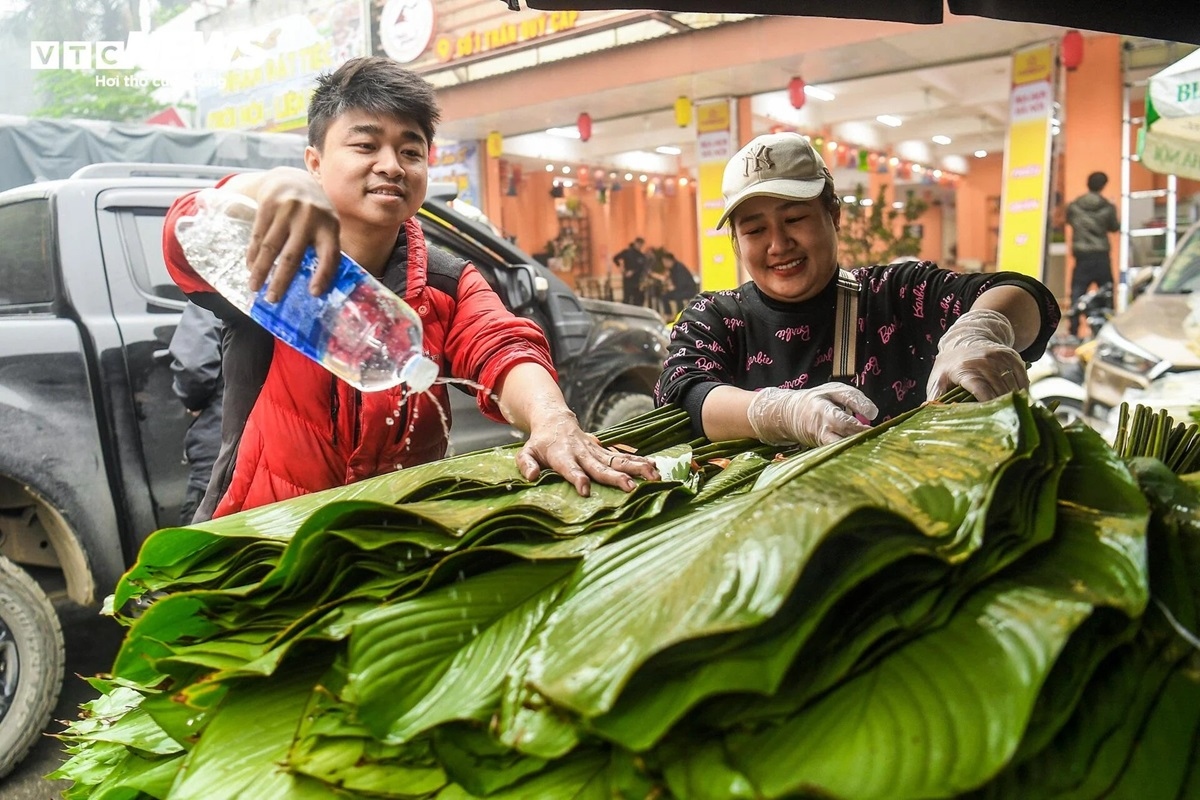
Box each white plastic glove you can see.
[747,384,878,447]
[926,308,1029,401]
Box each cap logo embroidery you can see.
[742,144,774,177]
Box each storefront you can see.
[183,0,1196,304]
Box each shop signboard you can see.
[997,42,1055,279]
[370,0,617,74]
[429,140,484,207]
[697,99,738,291]
[198,0,365,133]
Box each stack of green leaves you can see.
[53,394,1200,799]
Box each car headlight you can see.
[1094,324,1166,377]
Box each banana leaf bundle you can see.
[53,394,1200,800]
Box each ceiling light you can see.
[545,164,555,172]
[546,126,581,139]
[827,141,839,152]
[933,169,943,178]
[860,198,874,207]
[562,165,571,174]
[656,145,682,155]
[639,174,648,183]
[843,195,857,204]
[679,177,689,186]
[911,164,924,173]
[804,85,836,101]
[624,172,633,181]
[563,179,574,188]
[876,115,902,127]
[892,201,905,209]
[974,150,988,158]
[889,157,900,166]
[932,135,952,145]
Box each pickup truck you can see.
[0,163,670,777]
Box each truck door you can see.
[95,187,197,531]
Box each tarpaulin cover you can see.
[0,115,305,194]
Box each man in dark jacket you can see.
[168,302,223,525]
[660,251,699,317]
[614,237,648,306]
[1065,171,1120,336]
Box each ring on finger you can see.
[607,453,618,467]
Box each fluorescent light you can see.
[860,198,874,207]
[876,115,902,127]
[892,201,904,209]
[974,149,988,158]
[546,126,581,139]
[656,145,682,155]
[804,85,835,101]
[843,195,857,204]
[932,134,952,145]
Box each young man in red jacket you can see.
[165,57,657,521]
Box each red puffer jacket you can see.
[164,186,556,518]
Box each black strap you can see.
[832,268,859,379]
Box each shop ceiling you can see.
[433,13,1187,178]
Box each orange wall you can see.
[957,153,1004,268]
[1062,34,1124,292]
[496,167,698,287]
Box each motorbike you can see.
[1072,283,1114,340]
[1028,338,1089,427]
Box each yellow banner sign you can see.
[998,43,1055,278]
[434,11,580,62]
[696,99,737,291]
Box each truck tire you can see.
[0,555,65,779]
[592,391,656,432]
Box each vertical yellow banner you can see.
[696,99,738,291]
[998,43,1055,278]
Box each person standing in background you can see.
[660,251,699,317]
[1065,171,1120,337]
[169,302,224,526]
[614,237,648,306]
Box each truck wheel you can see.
[0,555,65,779]
[592,391,656,432]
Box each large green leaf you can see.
[342,560,575,742]
[166,663,336,800]
[726,581,1095,799]
[527,397,1033,720]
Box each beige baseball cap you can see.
[717,132,831,228]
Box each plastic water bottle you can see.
[174,188,439,393]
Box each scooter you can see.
[1022,347,1089,429]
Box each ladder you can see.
[1118,40,1193,310]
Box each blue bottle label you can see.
[247,248,369,361]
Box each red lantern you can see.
[1061,30,1084,71]
[788,76,806,110]
[577,112,592,142]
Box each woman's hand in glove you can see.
[746,384,878,447]
[926,308,1028,401]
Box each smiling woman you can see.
[654,131,1060,445]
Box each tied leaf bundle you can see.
[53,395,1200,800]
